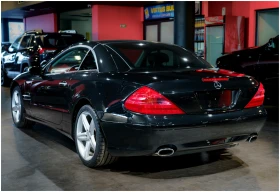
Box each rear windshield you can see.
[106,42,213,71]
[36,34,86,48]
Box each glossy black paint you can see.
[216,36,279,105]
[11,40,267,157]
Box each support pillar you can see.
[174,1,195,51]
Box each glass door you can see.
[160,21,174,44]
[145,24,158,42]
[206,25,224,67]
[256,9,279,46]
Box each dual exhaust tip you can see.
[155,134,258,157]
[154,147,175,157]
[246,134,258,143]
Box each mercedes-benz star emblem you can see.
[214,81,222,89]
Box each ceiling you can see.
[1,1,167,19]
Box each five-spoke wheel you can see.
[76,111,97,161]
[11,89,21,123]
[11,86,33,128]
[74,105,118,167]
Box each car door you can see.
[30,47,89,127]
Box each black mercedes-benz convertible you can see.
[10,40,267,168]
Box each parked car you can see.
[10,40,266,168]
[1,42,11,61]
[1,29,86,86]
[216,35,279,105]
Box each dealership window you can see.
[256,9,279,46]
[8,22,24,43]
[143,2,204,58]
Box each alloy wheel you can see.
[11,90,21,123]
[76,111,97,161]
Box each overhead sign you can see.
[144,4,174,20]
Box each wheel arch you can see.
[71,98,106,140]
[10,78,27,96]
[10,81,20,96]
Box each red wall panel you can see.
[92,5,143,40]
[24,13,57,32]
[208,1,232,16]
[232,2,250,48]
[202,1,209,17]
[92,5,99,40]
[232,1,250,18]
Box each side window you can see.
[29,35,36,47]
[160,50,174,66]
[145,50,171,68]
[79,51,97,71]
[19,35,31,49]
[106,47,130,72]
[47,48,88,74]
[118,48,143,64]
[10,36,21,50]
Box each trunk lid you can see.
[128,68,259,114]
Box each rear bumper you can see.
[100,107,267,157]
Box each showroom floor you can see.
[1,86,279,191]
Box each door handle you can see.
[59,81,68,87]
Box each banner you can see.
[144,4,174,20]
[205,16,224,25]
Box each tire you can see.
[1,69,9,86]
[11,86,34,128]
[74,105,118,168]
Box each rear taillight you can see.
[245,83,265,108]
[39,48,55,54]
[38,48,56,57]
[124,86,185,115]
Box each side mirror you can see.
[8,46,15,53]
[29,51,41,75]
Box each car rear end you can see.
[99,41,267,157]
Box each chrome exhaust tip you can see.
[246,134,258,143]
[154,148,175,157]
